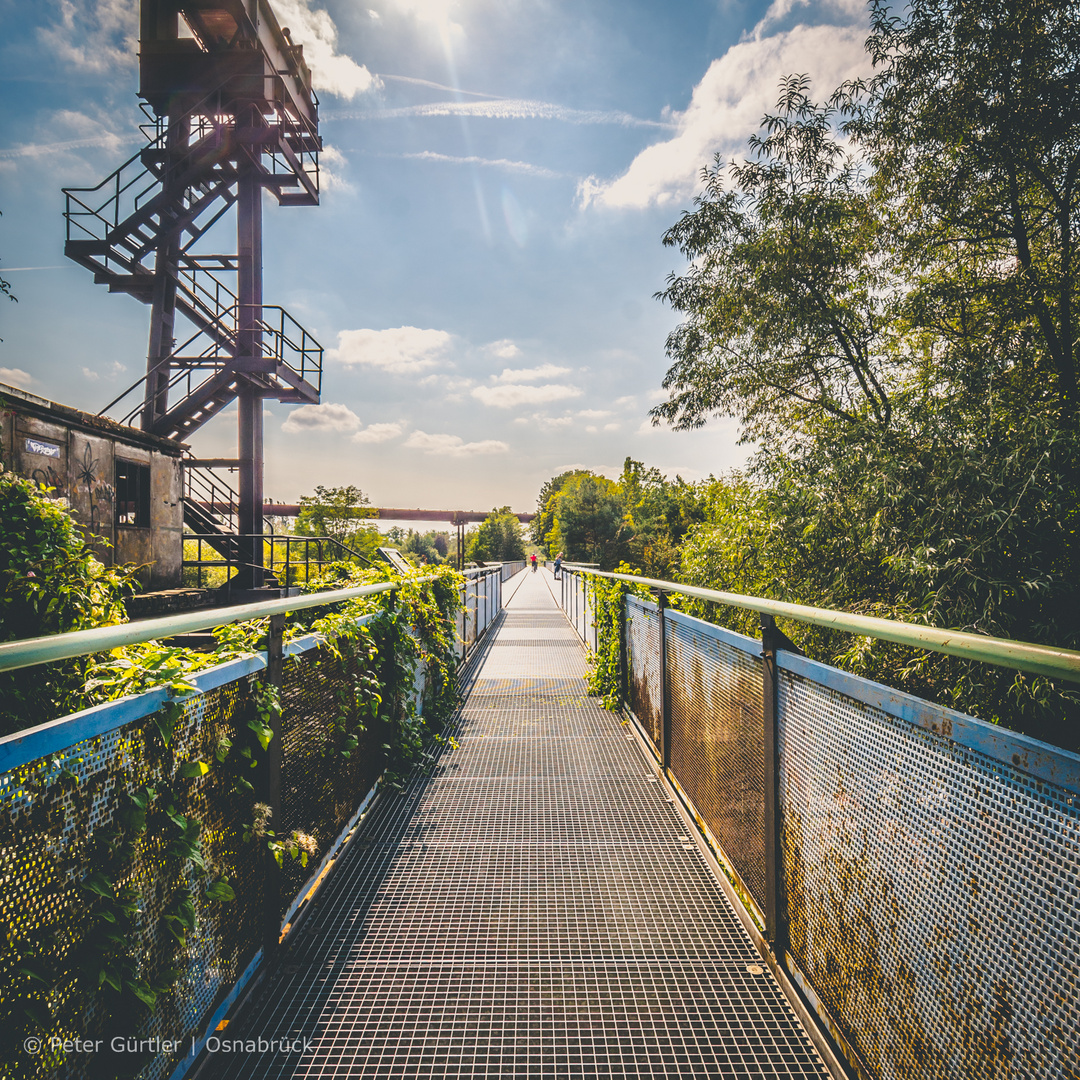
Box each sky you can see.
[0,0,874,514]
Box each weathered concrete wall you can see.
[0,384,185,590]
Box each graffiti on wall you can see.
[75,442,114,535]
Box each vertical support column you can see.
[143,113,187,431]
[237,143,264,588]
[760,614,789,960]
[262,613,285,960]
[657,590,671,774]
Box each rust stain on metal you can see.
[665,625,767,910]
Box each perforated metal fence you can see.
[559,568,1080,1080]
[0,660,265,1080]
[0,573,490,1080]
[457,565,502,660]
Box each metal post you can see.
[618,583,628,708]
[236,137,264,589]
[379,588,398,765]
[143,113,186,431]
[657,591,671,773]
[760,614,798,960]
[262,612,285,959]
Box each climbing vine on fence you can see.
[0,561,465,1080]
[584,567,652,711]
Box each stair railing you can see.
[64,73,318,253]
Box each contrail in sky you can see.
[326,99,674,129]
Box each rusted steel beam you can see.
[201,505,537,523]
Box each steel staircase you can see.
[65,85,323,442]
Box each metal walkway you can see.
[207,570,831,1079]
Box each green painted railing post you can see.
[657,590,671,774]
[760,614,802,960]
[262,612,286,960]
[618,582,628,709]
[379,589,399,770]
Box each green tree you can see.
[0,209,17,337]
[653,76,895,440]
[854,0,1080,421]
[466,508,526,563]
[295,484,379,555]
[402,529,451,565]
[551,474,628,569]
[0,469,134,734]
[649,0,1080,750]
[618,457,706,578]
[531,470,591,553]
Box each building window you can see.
[116,460,151,527]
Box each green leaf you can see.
[174,898,197,931]
[206,878,236,903]
[178,760,210,779]
[247,717,274,751]
[125,979,158,1007]
[152,709,177,747]
[22,1001,52,1027]
[81,871,113,898]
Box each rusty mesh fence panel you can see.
[778,660,1080,1080]
[278,644,384,917]
[665,611,767,913]
[0,674,263,1080]
[625,596,662,752]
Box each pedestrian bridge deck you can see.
[208,569,830,1079]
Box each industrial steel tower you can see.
[64,0,323,590]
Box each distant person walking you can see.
[554,552,563,579]
[530,553,538,572]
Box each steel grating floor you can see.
[204,570,829,1079]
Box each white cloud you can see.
[493,363,570,383]
[271,0,381,99]
[578,23,870,211]
[328,327,452,374]
[0,110,135,162]
[403,151,563,179]
[390,0,466,40]
[281,402,360,433]
[404,431,509,456]
[576,408,612,420]
[352,421,405,443]
[471,383,583,408]
[750,0,867,39]
[80,360,126,382]
[486,339,521,360]
[514,413,574,430]
[318,145,354,192]
[39,0,137,74]
[0,368,34,389]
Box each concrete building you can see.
[0,382,185,590]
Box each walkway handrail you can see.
[565,566,1080,685]
[0,578,426,674]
